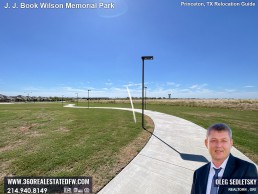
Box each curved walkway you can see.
[64,104,256,194]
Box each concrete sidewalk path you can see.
[64,105,256,194]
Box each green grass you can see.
[1,101,257,193]
[0,103,144,192]
[86,101,258,164]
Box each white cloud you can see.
[189,84,208,90]
[167,82,180,87]
[224,89,237,93]
[2,82,258,99]
[123,83,142,87]
[105,82,113,86]
[22,86,42,92]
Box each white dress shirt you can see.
[206,156,229,194]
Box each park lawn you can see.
[1,101,257,193]
[86,101,258,164]
[0,103,153,193]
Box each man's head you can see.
[205,123,233,166]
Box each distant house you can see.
[0,94,10,102]
[0,94,6,102]
[15,95,27,102]
[7,96,15,102]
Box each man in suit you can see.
[191,123,258,194]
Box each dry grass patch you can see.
[91,99,258,111]
[55,127,70,133]
[0,140,25,153]
[18,123,39,133]
[0,160,14,183]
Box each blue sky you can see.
[1,0,258,98]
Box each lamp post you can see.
[88,90,91,109]
[24,92,27,103]
[142,56,153,129]
[144,86,147,110]
[24,92,32,103]
[75,93,78,106]
[62,95,64,107]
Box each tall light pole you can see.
[142,56,153,129]
[75,93,78,106]
[24,92,27,103]
[62,95,64,107]
[24,92,32,103]
[144,86,147,110]
[88,90,91,109]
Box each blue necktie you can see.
[210,167,222,194]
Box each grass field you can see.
[84,99,258,164]
[90,98,258,111]
[1,99,257,193]
[0,103,153,193]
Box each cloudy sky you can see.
[1,0,258,98]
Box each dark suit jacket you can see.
[191,154,258,194]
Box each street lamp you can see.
[62,95,64,107]
[142,56,153,129]
[24,92,32,103]
[75,93,78,106]
[88,90,91,109]
[144,86,147,110]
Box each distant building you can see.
[0,94,12,102]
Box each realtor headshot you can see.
[191,123,258,194]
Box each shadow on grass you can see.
[143,127,208,163]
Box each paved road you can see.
[64,104,256,194]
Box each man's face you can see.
[205,130,233,165]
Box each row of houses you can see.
[0,94,111,102]
[0,94,55,102]
[1,94,175,103]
